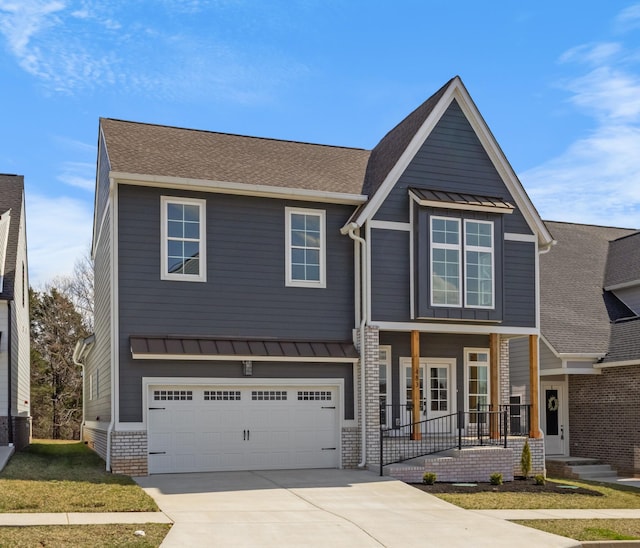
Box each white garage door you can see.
[147,384,340,474]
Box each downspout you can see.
[7,301,13,446]
[341,222,368,468]
[72,341,86,444]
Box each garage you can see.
[147,384,340,474]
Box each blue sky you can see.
[1,1,640,286]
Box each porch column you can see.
[411,330,421,441]
[528,334,541,438]
[489,333,500,439]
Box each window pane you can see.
[184,221,200,239]
[305,232,321,248]
[292,264,305,280]
[167,257,184,274]
[183,205,200,222]
[291,248,305,264]
[183,241,200,259]
[168,220,183,238]
[291,214,306,231]
[291,230,306,247]
[306,265,320,281]
[306,249,320,266]
[167,203,183,221]
[305,215,320,232]
[168,240,183,257]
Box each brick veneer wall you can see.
[110,430,148,476]
[364,326,380,465]
[499,337,510,406]
[569,365,640,477]
[509,437,545,477]
[342,426,360,468]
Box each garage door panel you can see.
[147,384,339,474]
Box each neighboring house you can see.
[512,221,640,477]
[77,76,554,478]
[0,174,30,450]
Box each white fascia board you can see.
[604,280,640,291]
[110,172,367,205]
[540,368,600,376]
[351,77,554,247]
[373,321,538,336]
[504,233,537,242]
[558,353,605,359]
[369,220,411,231]
[132,353,359,363]
[594,359,640,369]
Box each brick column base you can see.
[110,430,148,476]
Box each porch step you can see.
[570,464,619,480]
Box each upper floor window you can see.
[430,216,494,309]
[285,207,326,288]
[161,196,206,282]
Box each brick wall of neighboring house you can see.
[110,430,148,476]
[569,365,640,477]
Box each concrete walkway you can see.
[0,512,172,526]
[135,468,581,547]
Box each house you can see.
[77,77,554,479]
[511,221,640,477]
[0,174,30,450]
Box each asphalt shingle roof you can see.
[100,118,371,196]
[604,231,640,288]
[0,174,24,301]
[541,221,636,355]
[601,317,640,363]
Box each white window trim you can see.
[464,347,490,413]
[285,207,326,288]
[161,196,207,282]
[379,345,392,427]
[463,219,495,309]
[430,216,462,307]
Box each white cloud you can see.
[520,6,640,229]
[56,161,94,191]
[615,4,640,32]
[0,0,305,101]
[26,193,93,287]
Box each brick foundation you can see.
[110,430,148,476]
[341,426,361,468]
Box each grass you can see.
[512,519,640,541]
[0,524,172,547]
[0,440,158,513]
[432,477,640,510]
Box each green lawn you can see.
[0,524,171,547]
[0,440,158,513]
[431,477,640,542]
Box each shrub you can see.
[520,440,532,478]
[534,474,545,486]
[422,472,437,485]
[489,472,503,485]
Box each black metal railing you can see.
[379,403,531,475]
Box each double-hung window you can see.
[285,207,326,288]
[466,348,489,418]
[429,216,494,308]
[161,196,206,282]
[464,220,494,308]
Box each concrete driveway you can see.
[135,468,579,547]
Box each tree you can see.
[48,251,94,332]
[30,287,89,439]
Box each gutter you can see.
[341,222,368,468]
[72,335,95,456]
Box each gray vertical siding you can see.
[503,241,536,327]
[370,229,410,321]
[117,184,357,421]
[373,100,532,235]
[508,337,530,401]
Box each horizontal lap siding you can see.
[86,205,112,423]
[371,229,410,321]
[373,100,532,236]
[117,185,356,422]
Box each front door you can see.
[541,382,566,455]
[400,359,454,432]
